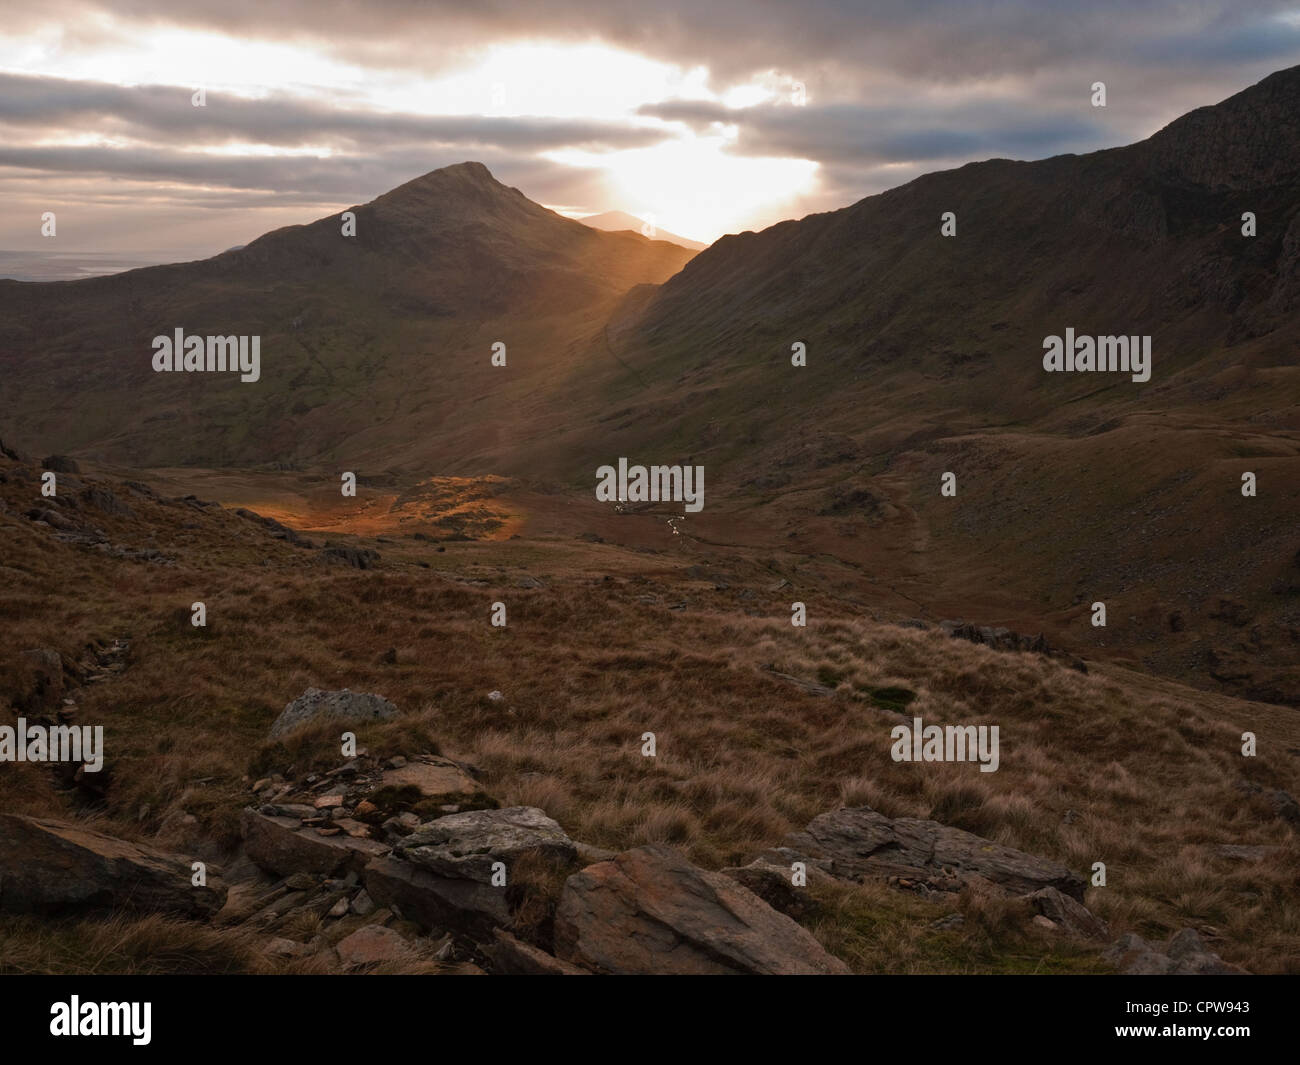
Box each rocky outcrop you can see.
[241,809,389,876]
[722,856,829,920]
[394,807,576,879]
[364,807,577,937]
[767,805,1086,901]
[554,844,850,975]
[1028,886,1110,940]
[268,687,398,739]
[1104,928,1247,975]
[379,757,485,805]
[364,854,510,934]
[0,814,225,918]
[321,546,380,569]
[939,621,1087,673]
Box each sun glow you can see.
[546,132,818,244]
[0,20,826,249]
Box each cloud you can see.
[0,73,669,153]
[2,2,1299,254]
[21,0,1300,84]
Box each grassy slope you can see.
[2,455,1297,973]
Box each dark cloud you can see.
[3,2,1300,254]
[0,73,666,153]
[24,0,1300,84]
[639,99,1109,165]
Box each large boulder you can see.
[0,814,225,918]
[268,688,398,739]
[365,807,577,937]
[364,855,510,933]
[768,806,1086,901]
[241,809,389,876]
[554,844,851,975]
[394,806,576,879]
[1027,886,1110,939]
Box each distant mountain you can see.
[579,210,708,251]
[0,161,695,470]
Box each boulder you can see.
[1104,928,1247,975]
[365,808,578,937]
[241,809,388,877]
[554,844,851,975]
[268,687,398,739]
[0,813,225,918]
[722,857,829,920]
[79,484,133,517]
[41,454,80,473]
[380,757,484,803]
[1027,886,1109,939]
[364,855,509,933]
[485,929,589,975]
[768,805,1086,900]
[336,924,418,966]
[394,806,576,880]
[321,546,380,570]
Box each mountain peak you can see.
[376,160,518,207]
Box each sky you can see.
[3,1,1300,259]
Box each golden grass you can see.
[2,464,1298,973]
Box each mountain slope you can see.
[0,162,695,468]
[553,67,1300,706]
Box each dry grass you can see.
[2,460,1298,973]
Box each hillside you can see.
[0,162,696,470]
[2,450,1297,974]
[558,67,1300,707]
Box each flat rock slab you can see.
[364,855,510,934]
[555,844,850,975]
[242,810,389,877]
[395,806,576,881]
[380,758,483,801]
[772,805,1086,901]
[336,924,418,966]
[0,813,225,918]
[269,687,398,739]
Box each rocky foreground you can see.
[0,686,1249,975]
